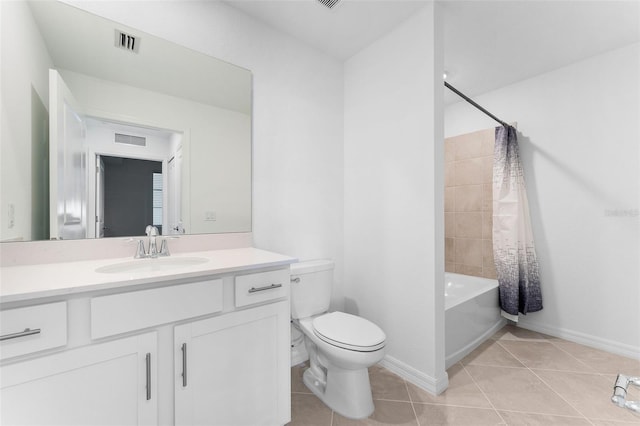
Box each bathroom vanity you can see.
[0,248,295,425]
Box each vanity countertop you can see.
[0,247,296,304]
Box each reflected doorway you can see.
[98,156,163,238]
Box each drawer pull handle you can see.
[146,353,151,401]
[248,283,282,294]
[181,343,187,387]
[0,328,41,341]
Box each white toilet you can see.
[290,260,386,419]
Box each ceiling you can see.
[224,0,640,102]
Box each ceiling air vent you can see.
[317,0,341,9]
[115,29,140,53]
[115,133,146,147]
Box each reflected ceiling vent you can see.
[115,133,146,147]
[115,29,140,53]
[317,0,341,9]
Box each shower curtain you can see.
[492,125,542,321]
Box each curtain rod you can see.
[444,81,508,127]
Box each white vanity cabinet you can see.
[175,269,291,426]
[0,248,295,426]
[1,332,157,426]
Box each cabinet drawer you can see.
[235,269,289,307]
[1,302,67,360]
[91,280,223,339]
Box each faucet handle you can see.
[136,240,148,258]
[158,236,178,257]
[159,239,170,257]
[126,238,147,258]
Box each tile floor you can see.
[288,325,640,425]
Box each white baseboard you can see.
[517,320,640,360]
[379,355,449,395]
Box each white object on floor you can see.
[612,374,640,413]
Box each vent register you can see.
[115,133,146,147]
[115,29,139,53]
[317,0,341,9]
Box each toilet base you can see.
[302,363,374,419]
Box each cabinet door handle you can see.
[0,328,41,341]
[181,343,187,387]
[248,283,282,293]
[146,353,151,401]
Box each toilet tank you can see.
[290,259,334,319]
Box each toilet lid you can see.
[312,312,386,352]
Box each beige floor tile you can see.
[551,341,640,376]
[332,400,418,426]
[589,419,640,425]
[407,363,491,408]
[465,365,580,416]
[491,325,556,342]
[498,340,594,373]
[533,369,640,423]
[288,393,332,426]
[461,339,525,368]
[497,411,591,425]
[413,404,503,425]
[369,365,411,402]
[288,329,639,426]
[292,364,313,394]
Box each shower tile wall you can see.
[445,128,496,279]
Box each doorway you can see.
[98,156,163,238]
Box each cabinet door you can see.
[1,332,157,425]
[175,301,290,426]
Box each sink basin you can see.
[96,257,209,274]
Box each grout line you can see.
[540,339,599,373]
[459,361,508,425]
[373,397,415,403]
[497,408,598,426]
[495,339,594,424]
[403,377,421,426]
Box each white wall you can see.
[445,43,640,357]
[344,4,447,393]
[0,1,53,241]
[64,0,346,305]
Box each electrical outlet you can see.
[205,211,216,221]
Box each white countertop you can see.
[0,248,296,304]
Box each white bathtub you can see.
[445,273,504,368]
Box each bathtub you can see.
[445,273,505,368]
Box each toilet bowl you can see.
[290,260,386,419]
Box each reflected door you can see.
[95,156,105,238]
[49,69,87,240]
[167,149,182,234]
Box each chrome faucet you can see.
[132,226,171,258]
[145,225,159,258]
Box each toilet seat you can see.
[312,312,386,352]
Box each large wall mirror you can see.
[0,0,252,242]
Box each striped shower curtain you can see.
[492,125,542,321]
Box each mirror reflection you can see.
[0,0,252,242]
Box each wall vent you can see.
[317,0,341,9]
[115,133,146,146]
[115,30,140,53]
